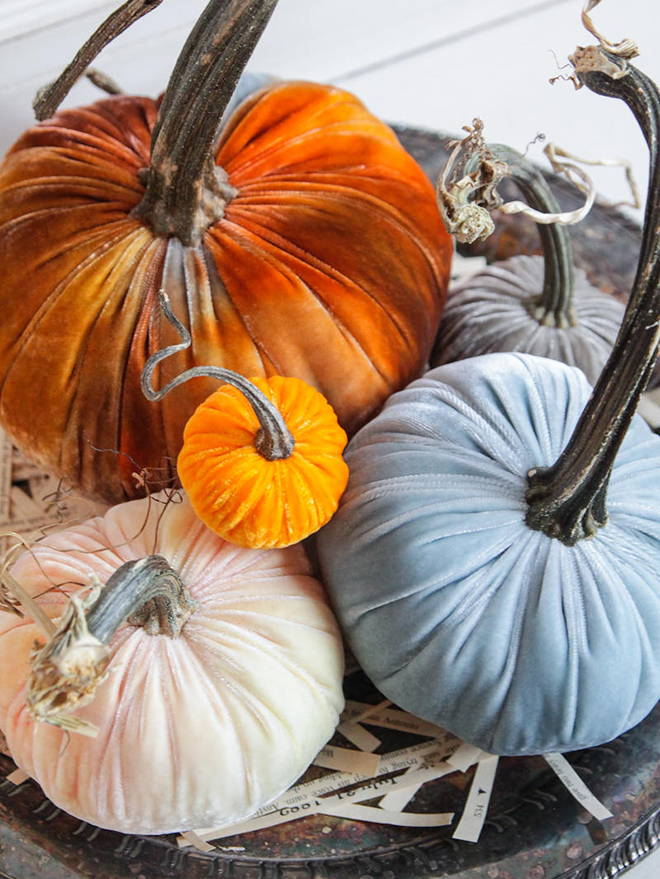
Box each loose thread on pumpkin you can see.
[0,479,183,626]
[0,533,81,618]
[81,432,179,495]
[0,474,102,618]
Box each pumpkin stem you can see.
[27,556,195,730]
[33,0,163,120]
[86,555,195,640]
[133,0,278,245]
[141,291,295,460]
[488,145,577,328]
[525,49,660,545]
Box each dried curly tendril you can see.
[436,119,506,244]
[437,118,598,245]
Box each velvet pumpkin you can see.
[0,0,451,504]
[0,491,345,834]
[316,352,660,755]
[139,290,350,549]
[317,46,660,756]
[432,144,625,385]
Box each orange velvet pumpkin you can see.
[178,374,349,548]
[0,78,451,504]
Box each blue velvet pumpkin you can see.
[316,352,660,755]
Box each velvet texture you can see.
[0,492,344,834]
[432,255,626,385]
[317,352,660,755]
[0,77,451,503]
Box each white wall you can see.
[0,0,658,222]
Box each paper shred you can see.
[452,754,499,843]
[6,768,29,785]
[0,432,107,561]
[193,741,455,843]
[321,802,454,827]
[335,721,381,752]
[447,742,486,773]
[177,831,215,851]
[543,752,613,821]
[378,767,420,811]
[198,760,457,841]
[314,745,380,777]
[341,699,458,742]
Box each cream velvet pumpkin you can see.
[0,492,345,833]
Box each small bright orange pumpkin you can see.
[140,291,349,549]
[0,0,452,504]
[178,375,349,548]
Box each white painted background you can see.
[0,1,659,876]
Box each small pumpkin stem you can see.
[27,556,195,729]
[526,49,660,545]
[489,145,577,328]
[134,0,278,245]
[141,292,295,460]
[33,0,163,120]
[86,555,195,641]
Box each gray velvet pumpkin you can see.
[432,146,625,386]
[434,254,625,385]
[316,352,660,755]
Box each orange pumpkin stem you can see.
[134,0,279,245]
[141,292,295,460]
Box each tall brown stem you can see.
[525,50,660,544]
[33,0,163,121]
[134,0,279,245]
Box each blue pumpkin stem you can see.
[526,49,660,545]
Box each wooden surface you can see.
[1,1,660,876]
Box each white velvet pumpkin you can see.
[316,352,660,756]
[0,492,345,834]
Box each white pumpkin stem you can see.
[141,291,295,460]
[33,0,163,120]
[526,48,660,544]
[27,556,195,730]
[134,0,278,245]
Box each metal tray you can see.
[0,127,654,879]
